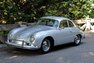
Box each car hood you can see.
[9,25,53,40]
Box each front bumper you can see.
[6,40,39,50]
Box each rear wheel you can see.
[74,35,81,46]
[40,39,51,53]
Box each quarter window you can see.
[68,21,74,27]
[60,20,68,28]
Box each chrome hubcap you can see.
[42,40,50,52]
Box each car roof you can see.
[41,16,70,22]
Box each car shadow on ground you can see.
[4,42,85,56]
[51,42,84,52]
[6,47,42,56]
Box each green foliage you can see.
[45,0,93,19]
[0,0,93,23]
[89,8,94,18]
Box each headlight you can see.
[30,35,35,43]
[8,30,14,39]
[8,33,12,39]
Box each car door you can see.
[67,20,77,42]
[56,20,72,45]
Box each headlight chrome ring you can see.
[30,35,35,43]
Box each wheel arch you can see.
[76,34,82,39]
[43,36,54,47]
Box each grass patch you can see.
[0,31,8,43]
[0,31,9,36]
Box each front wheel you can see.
[74,35,81,46]
[40,39,51,53]
[41,39,51,53]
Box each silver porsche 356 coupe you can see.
[6,16,85,53]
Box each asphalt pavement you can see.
[0,32,94,63]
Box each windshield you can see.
[37,18,59,27]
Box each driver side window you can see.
[60,20,68,28]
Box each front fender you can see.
[33,30,55,48]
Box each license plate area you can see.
[16,41,22,45]
[9,39,23,45]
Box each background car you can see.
[6,16,85,53]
